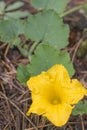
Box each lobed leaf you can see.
[16,65,30,86]
[6,1,24,11]
[72,100,87,115]
[31,0,68,14]
[27,43,75,77]
[0,19,24,47]
[24,10,69,50]
[0,1,5,12]
[6,10,30,19]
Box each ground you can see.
[0,0,87,130]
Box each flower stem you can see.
[60,4,87,17]
[28,41,38,61]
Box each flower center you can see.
[51,97,61,105]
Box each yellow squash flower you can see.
[26,64,87,126]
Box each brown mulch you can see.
[0,0,87,130]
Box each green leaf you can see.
[77,40,87,58]
[16,65,30,86]
[83,4,87,12]
[6,11,30,19]
[25,10,69,50]
[27,43,75,77]
[72,100,87,115]
[6,1,24,11]
[0,19,24,47]
[31,0,68,14]
[0,1,5,12]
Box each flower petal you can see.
[44,103,73,126]
[27,72,53,96]
[26,95,49,116]
[47,64,70,88]
[47,64,71,99]
[64,79,87,104]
